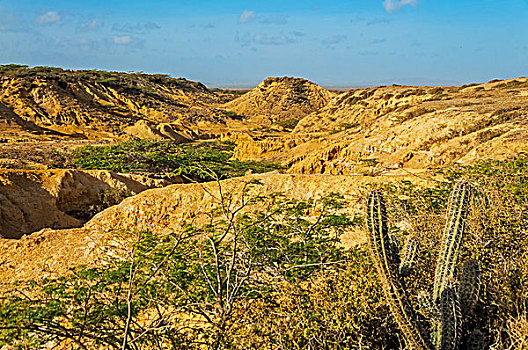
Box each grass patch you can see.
[70,139,283,181]
[211,88,249,96]
[95,77,118,84]
[221,110,243,120]
[340,122,360,129]
[276,118,300,130]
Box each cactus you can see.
[367,190,430,350]
[466,329,486,350]
[433,182,472,302]
[417,291,440,321]
[438,283,461,350]
[366,182,482,350]
[399,236,420,277]
[459,259,480,317]
[389,233,401,263]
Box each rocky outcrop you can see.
[229,78,528,173]
[123,120,193,142]
[0,169,171,238]
[221,132,319,162]
[87,173,384,235]
[5,67,527,175]
[223,77,333,125]
[0,172,433,282]
[3,70,528,288]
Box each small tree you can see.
[0,180,353,349]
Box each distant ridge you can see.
[0,65,236,141]
[223,76,334,125]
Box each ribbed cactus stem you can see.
[438,284,461,350]
[433,182,472,302]
[367,191,395,270]
[399,236,420,277]
[389,233,401,264]
[459,259,480,317]
[367,190,430,350]
[366,184,480,350]
[417,291,440,321]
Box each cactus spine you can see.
[438,283,462,350]
[366,182,480,350]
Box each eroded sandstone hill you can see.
[0,169,173,238]
[2,67,528,241]
[223,76,334,126]
[0,172,430,282]
[0,65,238,141]
[228,78,528,173]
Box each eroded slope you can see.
[230,78,528,173]
[223,76,334,126]
[0,172,431,282]
[0,169,172,238]
[0,65,238,141]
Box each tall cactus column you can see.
[434,182,472,302]
[432,182,472,349]
[366,182,478,350]
[367,190,430,350]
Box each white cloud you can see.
[36,11,61,24]
[113,35,132,45]
[87,19,101,30]
[382,0,419,12]
[238,10,256,24]
[322,35,347,45]
[260,15,287,25]
[78,18,102,32]
[236,31,301,47]
[253,34,296,45]
[112,22,161,34]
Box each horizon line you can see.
[1,62,523,90]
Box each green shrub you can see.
[95,77,117,84]
[276,118,300,130]
[1,157,527,348]
[340,122,360,129]
[0,64,29,72]
[221,110,243,120]
[70,140,283,182]
[0,190,390,349]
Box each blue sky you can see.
[0,0,527,87]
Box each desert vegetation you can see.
[367,182,479,349]
[69,140,283,182]
[1,66,528,349]
[1,156,527,349]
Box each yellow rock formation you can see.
[1,68,528,284]
[0,172,434,282]
[0,169,172,238]
[223,76,334,126]
[229,78,528,173]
